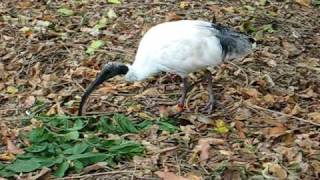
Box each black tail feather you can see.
[78,62,129,116]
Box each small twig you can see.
[227,61,249,87]
[59,170,135,180]
[246,104,320,127]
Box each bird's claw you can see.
[202,101,216,114]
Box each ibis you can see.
[78,20,256,115]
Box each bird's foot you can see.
[177,102,185,113]
[202,101,217,114]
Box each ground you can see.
[0,0,320,179]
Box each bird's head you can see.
[78,62,128,115]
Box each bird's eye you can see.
[248,37,255,43]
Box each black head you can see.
[78,62,128,116]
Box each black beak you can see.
[78,62,129,116]
[249,37,255,43]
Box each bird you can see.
[78,20,256,116]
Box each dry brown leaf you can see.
[159,105,181,118]
[265,126,287,138]
[234,120,246,139]
[311,160,320,174]
[29,167,51,180]
[263,94,276,104]
[264,163,287,179]
[165,12,182,21]
[192,138,224,165]
[241,87,260,98]
[7,139,24,154]
[23,95,36,108]
[295,0,311,7]
[298,87,317,98]
[155,171,188,180]
[234,108,252,121]
[308,112,320,123]
[186,173,202,180]
[289,104,301,115]
[82,162,108,173]
[0,152,15,161]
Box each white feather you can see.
[125,20,250,81]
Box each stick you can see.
[246,104,320,127]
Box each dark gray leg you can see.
[178,77,189,109]
[203,70,216,113]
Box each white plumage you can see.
[79,20,255,115]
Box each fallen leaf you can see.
[180,1,189,9]
[23,96,36,108]
[191,138,224,165]
[57,8,74,16]
[308,112,320,123]
[107,9,117,19]
[83,162,108,173]
[6,86,18,94]
[0,152,15,161]
[264,163,287,179]
[186,173,202,180]
[165,12,182,21]
[86,40,104,55]
[241,87,260,98]
[295,0,311,7]
[214,120,229,134]
[7,139,24,154]
[29,167,51,180]
[155,171,188,180]
[108,0,121,4]
[265,125,287,138]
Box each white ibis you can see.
[78,20,256,115]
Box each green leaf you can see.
[67,153,109,161]
[109,142,144,156]
[26,143,47,153]
[93,17,108,30]
[262,24,275,33]
[67,119,85,131]
[73,160,84,173]
[64,142,89,155]
[114,114,139,133]
[86,40,104,55]
[108,0,121,4]
[6,159,41,173]
[64,131,79,140]
[0,169,15,177]
[28,128,51,143]
[158,121,179,133]
[54,161,69,177]
[58,8,74,16]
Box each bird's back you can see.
[127,20,254,80]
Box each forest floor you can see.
[0,0,320,179]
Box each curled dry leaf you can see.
[263,163,287,179]
[82,162,108,173]
[241,87,260,98]
[155,171,189,180]
[295,0,311,7]
[192,138,225,165]
[7,139,24,154]
[0,152,15,161]
[308,112,320,124]
[22,95,36,108]
[264,125,287,138]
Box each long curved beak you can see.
[78,62,129,116]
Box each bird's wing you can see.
[133,20,224,75]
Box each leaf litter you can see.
[0,0,320,179]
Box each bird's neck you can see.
[125,64,159,82]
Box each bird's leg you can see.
[178,77,189,110]
[203,70,216,113]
